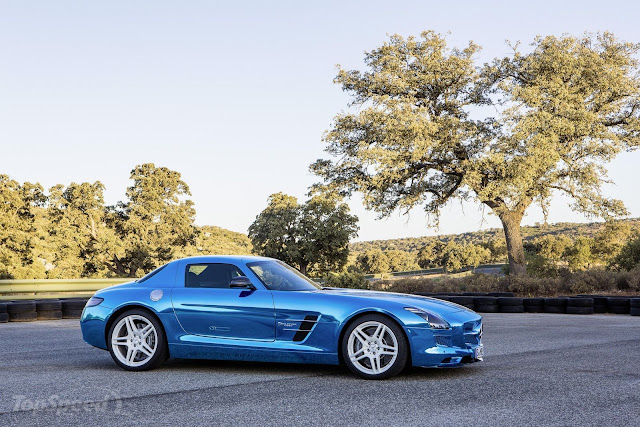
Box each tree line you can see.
[348,219,640,275]
[0,165,251,279]
[0,164,359,279]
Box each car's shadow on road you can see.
[150,358,481,382]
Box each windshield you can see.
[247,260,321,291]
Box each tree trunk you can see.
[298,263,308,276]
[499,212,527,276]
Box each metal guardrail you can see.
[0,278,131,300]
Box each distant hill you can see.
[350,218,640,254]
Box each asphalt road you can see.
[0,314,639,426]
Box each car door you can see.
[171,261,275,341]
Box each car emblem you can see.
[150,290,163,301]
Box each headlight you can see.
[404,307,451,329]
[86,296,104,307]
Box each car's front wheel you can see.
[341,314,408,379]
[108,309,168,371]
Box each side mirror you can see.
[229,276,255,289]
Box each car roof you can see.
[170,255,275,264]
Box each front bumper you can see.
[408,318,483,367]
[80,304,112,350]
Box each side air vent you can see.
[292,315,319,342]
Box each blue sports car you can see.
[80,256,483,379]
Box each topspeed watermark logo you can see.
[12,387,124,416]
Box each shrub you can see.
[324,271,368,289]
[345,268,640,297]
[506,275,563,297]
[565,269,618,295]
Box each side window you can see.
[185,263,245,289]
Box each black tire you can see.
[475,304,499,313]
[448,296,474,306]
[498,297,523,306]
[566,306,594,315]
[524,304,544,313]
[0,302,7,313]
[607,298,630,314]
[594,305,608,314]
[461,292,486,296]
[488,292,514,297]
[523,298,544,306]
[37,310,63,320]
[500,305,524,313]
[578,295,608,305]
[630,298,640,308]
[567,298,593,308]
[62,299,87,311]
[474,296,498,305]
[9,311,37,322]
[0,312,8,323]
[35,299,62,311]
[631,307,640,316]
[608,306,629,315]
[341,313,408,380]
[544,298,568,307]
[62,309,84,319]
[543,306,565,314]
[108,309,169,371]
[7,301,36,314]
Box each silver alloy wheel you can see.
[111,314,158,367]
[347,320,398,375]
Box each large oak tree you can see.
[311,31,640,275]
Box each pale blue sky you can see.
[1,0,639,241]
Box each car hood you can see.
[319,288,469,314]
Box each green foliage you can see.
[356,249,391,274]
[312,31,640,275]
[413,240,490,272]
[0,165,252,279]
[323,271,368,289]
[47,181,121,278]
[609,235,640,271]
[107,164,197,277]
[0,176,47,279]
[384,249,419,272]
[416,241,445,268]
[564,236,595,271]
[525,253,558,278]
[249,193,359,275]
[187,226,252,256]
[531,234,573,261]
[593,220,633,264]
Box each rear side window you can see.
[185,263,245,289]
[137,264,167,283]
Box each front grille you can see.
[434,335,452,347]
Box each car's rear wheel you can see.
[342,314,408,380]
[108,309,168,371]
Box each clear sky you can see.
[1,0,639,241]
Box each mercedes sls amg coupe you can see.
[80,256,483,379]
